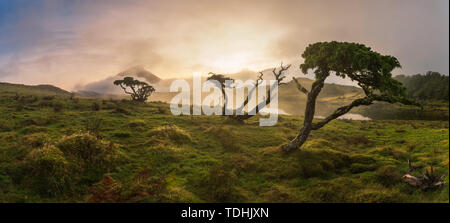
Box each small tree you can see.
[206,73,234,115]
[281,41,419,152]
[113,77,155,102]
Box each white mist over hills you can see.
[75,64,359,96]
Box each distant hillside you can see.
[0,82,71,96]
[278,77,363,116]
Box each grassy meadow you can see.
[0,85,448,203]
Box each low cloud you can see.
[0,0,448,90]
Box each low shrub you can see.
[147,125,192,145]
[56,133,126,180]
[86,176,123,202]
[376,165,402,187]
[23,145,71,196]
[23,133,49,148]
[85,118,103,138]
[86,171,168,203]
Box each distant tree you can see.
[395,71,449,101]
[281,41,419,152]
[113,77,155,102]
[206,73,234,115]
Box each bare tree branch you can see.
[292,77,309,94]
[233,62,291,121]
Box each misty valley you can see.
[0,1,448,208]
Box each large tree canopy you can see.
[281,41,419,152]
[114,77,155,102]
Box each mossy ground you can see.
[0,89,448,203]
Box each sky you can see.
[0,0,448,90]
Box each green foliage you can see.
[395,71,449,101]
[114,77,155,102]
[300,41,413,104]
[147,125,192,145]
[206,73,234,87]
[85,117,103,137]
[56,133,125,174]
[23,145,71,196]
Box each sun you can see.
[208,51,259,74]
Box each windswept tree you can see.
[113,77,155,102]
[234,62,291,121]
[206,73,234,115]
[281,41,419,152]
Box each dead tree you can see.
[402,160,446,190]
[233,62,291,121]
[280,41,420,152]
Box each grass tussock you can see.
[147,125,192,145]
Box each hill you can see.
[0,86,448,202]
[75,66,162,95]
[0,82,71,96]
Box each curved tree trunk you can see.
[222,88,227,115]
[281,77,325,152]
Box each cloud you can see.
[0,0,448,90]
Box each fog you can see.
[0,0,448,90]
